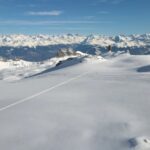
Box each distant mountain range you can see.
[0,34,150,47]
[0,34,150,61]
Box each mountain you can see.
[0,34,86,47]
[0,34,150,47]
[0,33,150,80]
[0,34,149,61]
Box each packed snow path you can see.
[0,54,150,150]
[0,71,90,112]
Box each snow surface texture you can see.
[129,137,150,150]
[0,52,150,150]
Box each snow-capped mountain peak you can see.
[0,34,150,47]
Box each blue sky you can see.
[0,0,149,35]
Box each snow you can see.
[0,52,150,150]
[0,54,89,81]
[0,34,149,62]
[0,34,86,47]
[0,33,150,47]
[129,137,150,150]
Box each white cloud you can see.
[27,10,63,16]
[97,0,124,4]
[0,20,112,26]
[17,4,37,8]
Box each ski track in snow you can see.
[0,71,90,112]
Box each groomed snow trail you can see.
[0,71,89,112]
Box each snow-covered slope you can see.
[0,51,104,81]
[0,54,150,150]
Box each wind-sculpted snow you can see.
[129,137,150,150]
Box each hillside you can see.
[0,53,150,150]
